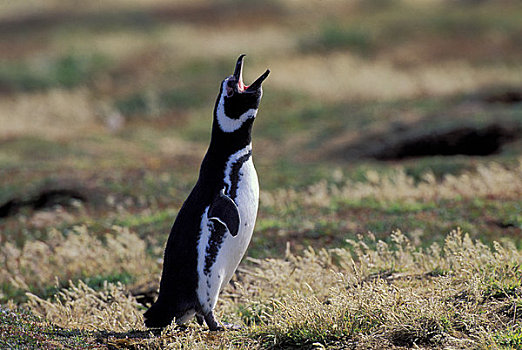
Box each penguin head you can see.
[214,54,270,133]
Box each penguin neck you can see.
[199,116,253,186]
[208,98,254,156]
[209,119,253,155]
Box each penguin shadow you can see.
[95,328,162,349]
[94,322,243,346]
[150,320,244,334]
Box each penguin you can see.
[144,55,269,331]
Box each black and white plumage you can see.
[144,55,269,331]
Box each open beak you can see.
[247,68,270,92]
[233,54,245,90]
[233,54,270,92]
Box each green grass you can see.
[114,87,207,119]
[484,263,522,300]
[300,23,375,55]
[0,53,110,92]
[2,270,136,304]
[495,327,522,349]
[0,307,96,349]
[0,136,85,162]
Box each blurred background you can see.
[0,0,521,296]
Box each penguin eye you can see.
[227,80,236,89]
[226,80,236,97]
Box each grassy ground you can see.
[1,0,521,348]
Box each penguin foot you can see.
[203,311,224,331]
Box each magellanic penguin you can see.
[144,55,269,331]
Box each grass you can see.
[114,86,206,119]
[0,306,97,349]
[9,228,519,349]
[0,53,110,92]
[300,23,375,55]
[0,0,522,348]
[0,225,157,303]
[496,328,522,349]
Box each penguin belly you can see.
[196,155,259,314]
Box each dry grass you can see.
[16,229,521,348]
[158,25,296,63]
[261,158,522,211]
[268,53,522,102]
[26,281,143,332]
[1,161,520,347]
[0,88,99,139]
[1,161,521,347]
[232,229,522,349]
[0,225,156,297]
[150,161,521,347]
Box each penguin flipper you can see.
[208,190,240,237]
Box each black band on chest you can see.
[204,220,228,276]
[228,150,252,200]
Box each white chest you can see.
[219,144,259,272]
[196,145,259,312]
[227,156,259,250]
[223,145,259,237]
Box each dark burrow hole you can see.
[0,189,87,218]
[372,124,520,160]
[482,90,522,104]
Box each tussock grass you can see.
[261,159,522,211]
[26,281,143,332]
[238,229,521,349]
[0,225,156,301]
[13,229,521,348]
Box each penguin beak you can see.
[233,54,246,91]
[232,54,270,93]
[246,69,270,92]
